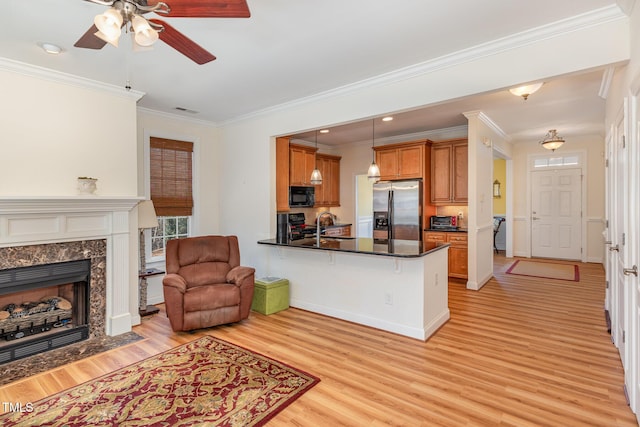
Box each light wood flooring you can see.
[0,255,637,426]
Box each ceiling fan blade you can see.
[150,19,216,64]
[149,0,250,18]
[74,24,107,49]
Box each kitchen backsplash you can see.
[436,206,468,229]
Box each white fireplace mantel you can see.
[0,196,143,336]
[0,196,143,215]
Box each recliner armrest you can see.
[163,273,188,294]
[226,266,256,285]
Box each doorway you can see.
[528,153,585,261]
[530,168,582,260]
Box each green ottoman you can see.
[252,277,289,315]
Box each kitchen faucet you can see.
[316,211,332,247]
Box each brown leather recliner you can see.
[162,235,255,332]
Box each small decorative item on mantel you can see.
[77,177,98,195]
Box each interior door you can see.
[614,114,628,373]
[605,133,615,331]
[628,95,640,417]
[531,168,582,260]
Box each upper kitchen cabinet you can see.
[276,137,291,212]
[374,140,428,181]
[430,139,468,205]
[314,153,341,206]
[289,143,317,186]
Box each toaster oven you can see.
[430,215,458,230]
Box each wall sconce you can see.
[493,180,501,198]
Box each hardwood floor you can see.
[0,255,637,426]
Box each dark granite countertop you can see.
[258,237,449,258]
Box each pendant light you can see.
[539,129,565,151]
[310,130,323,185]
[367,119,381,182]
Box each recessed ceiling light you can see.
[39,42,62,55]
[319,129,330,133]
[382,116,394,122]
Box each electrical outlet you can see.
[384,292,393,305]
[457,211,464,219]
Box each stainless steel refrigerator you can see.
[372,179,422,241]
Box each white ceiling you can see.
[1,0,622,144]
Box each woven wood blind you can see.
[150,137,193,216]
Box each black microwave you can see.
[289,186,315,207]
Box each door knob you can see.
[624,265,638,276]
[609,245,619,252]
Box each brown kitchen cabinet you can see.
[289,143,317,186]
[424,231,468,279]
[374,140,426,181]
[276,137,291,212]
[430,139,468,205]
[314,153,341,207]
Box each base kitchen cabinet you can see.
[424,231,468,279]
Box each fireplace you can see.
[0,260,92,364]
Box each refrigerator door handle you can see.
[388,190,394,240]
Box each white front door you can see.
[531,168,582,260]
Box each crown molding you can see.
[463,110,510,141]
[0,58,144,101]
[221,5,627,127]
[599,66,616,99]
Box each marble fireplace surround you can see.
[0,196,141,337]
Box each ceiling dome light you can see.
[40,43,62,54]
[509,82,544,100]
[540,129,565,151]
[132,15,159,47]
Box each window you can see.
[151,216,190,257]
[149,137,194,259]
[533,155,579,168]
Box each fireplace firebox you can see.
[0,260,91,364]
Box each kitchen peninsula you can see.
[257,237,450,340]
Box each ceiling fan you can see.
[74,0,250,64]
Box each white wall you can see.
[465,112,510,290]
[0,61,139,196]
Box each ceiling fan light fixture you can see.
[94,29,120,47]
[540,129,565,151]
[132,15,159,47]
[94,8,123,41]
[509,82,543,100]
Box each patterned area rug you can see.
[506,259,579,282]
[0,335,319,426]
